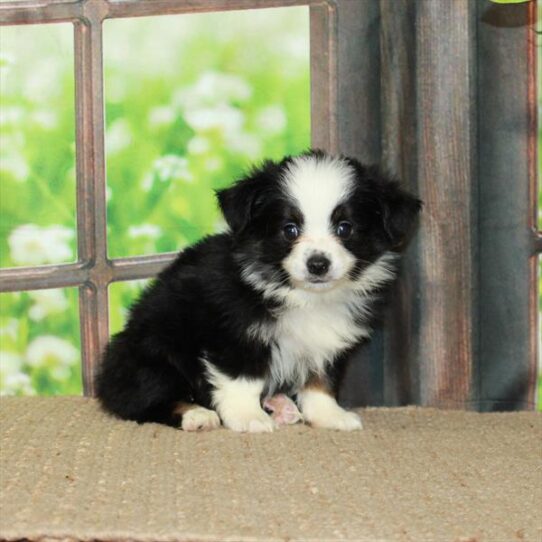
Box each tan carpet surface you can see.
[0,397,540,542]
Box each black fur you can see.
[95,151,421,428]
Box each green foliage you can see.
[0,9,310,396]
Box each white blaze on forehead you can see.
[281,155,354,234]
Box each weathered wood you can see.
[74,19,109,396]
[310,1,338,153]
[415,0,478,408]
[476,0,538,410]
[334,0,383,407]
[378,0,419,406]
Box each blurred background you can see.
[0,7,310,396]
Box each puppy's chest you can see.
[281,303,362,352]
[252,296,372,388]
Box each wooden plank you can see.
[334,0,383,407]
[0,0,322,25]
[336,0,381,162]
[476,0,537,410]
[74,18,109,396]
[379,0,419,406]
[415,0,477,408]
[310,1,338,152]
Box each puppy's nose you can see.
[307,255,330,276]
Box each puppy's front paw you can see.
[181,406,221,432]
[300,389,363,431]
[222,407,275,433]
[309,408,363,431]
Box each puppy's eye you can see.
[336,221,353,239]
[283,223,300,241]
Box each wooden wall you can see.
[336,0,538,411]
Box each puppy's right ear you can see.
[216,160,278,235]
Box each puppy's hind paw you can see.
[263,394,303,426]
[181,406,221,432]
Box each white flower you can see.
[28,289,69,322]
[226,132,262,160]
[8,224,74,266]
[0,152,30,182]
[184,104,244,135]
[126,279,149,292]
[187,136,210,155]
[1,372,35,396]
[0,319,19,342]
[0,351,23,376]
[175,71,252,110]
[148,106,176,128]
[141,155,194,191]
[26,335,78,370]
[31,110,58,130]
[128,224,162,239]
[204,157,223,172]
[0,106,24,127]
[24,63,63,103]
[106,119,132,155]
[256,105,287,135]
[0,352,35,396]
[0,52,14,76]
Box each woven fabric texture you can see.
[0,397,540,542]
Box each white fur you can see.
[281,155,356,288]
[298,388,363,431]
[245,253,397,393]
[181,406,221,432]
[204,361,274,433]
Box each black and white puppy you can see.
[96,150,421,432]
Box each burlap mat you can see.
[0,397,540,542]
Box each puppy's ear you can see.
[216,161,278,235]
[374,178,422,250]
[346,157,422,249]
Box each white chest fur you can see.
[246,253,397,393]
[268,292,372,391]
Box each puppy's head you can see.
[217,151,421,293]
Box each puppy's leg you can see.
[205,363,274,433]
[297,376,362,431]
[173,402,221,432]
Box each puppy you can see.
[96,150,421,432]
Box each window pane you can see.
[0,288,81,396]
[104,7,310,259]
[0,24,77,268]
[109,279,150,336]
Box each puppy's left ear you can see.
[375,179,422,250]
[216,160,278,235]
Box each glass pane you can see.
[0,288,82,396]
[104,7,310,258]
[109,279,150,336]
[0,24,76,268]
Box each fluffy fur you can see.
[96,151,421,432]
